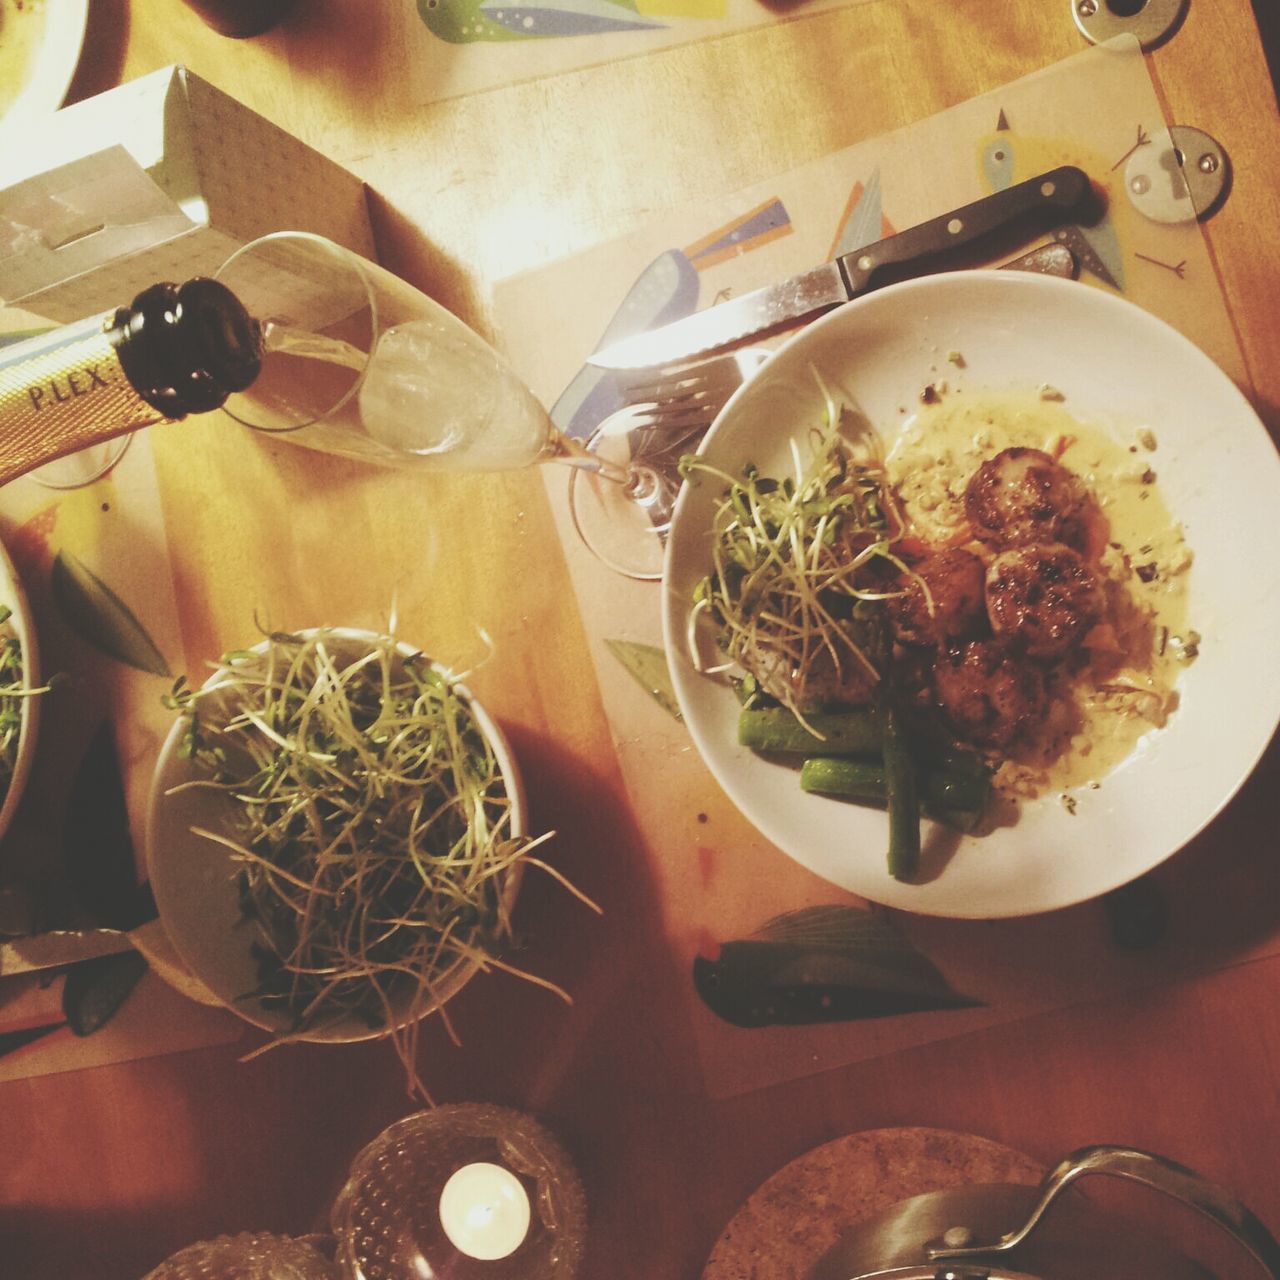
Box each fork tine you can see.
[620,372,738,408]
[620,386,713,415]
[637,384,730,413]
[613,347,768,434]
[616,403,720,432]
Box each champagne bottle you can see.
[0,279,262,488]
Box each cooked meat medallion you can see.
[890,446,1110,752]
[985,543,1104,659]
[933,638,1050,750]
[889,548,988,647]
[963,445,1090,550]
[879,392,1191,790]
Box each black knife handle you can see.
[836,165,1095,296]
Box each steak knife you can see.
[588,165,1096,371]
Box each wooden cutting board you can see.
[702,1127,1046,1280]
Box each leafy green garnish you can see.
[0,605,54,807]
[166,629,592,1099]
[681,394,910,720]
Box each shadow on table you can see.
[425,717,705,1050]
[1150,727,1280,951]
[65,0,129,108]
[1252,0,1280,108]
[306,723,715,1277]
[0,1207,181,1279]
[900,726,1280,1016]
[364,190,491,340]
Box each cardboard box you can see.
[0,66,377,322]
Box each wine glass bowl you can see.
[213,232,559,471]
[212,232,748,578]
[567,348,771,579]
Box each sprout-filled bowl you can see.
[0,538,40,843]
[145,628,527,1050]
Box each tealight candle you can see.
[438,1161,532,1261]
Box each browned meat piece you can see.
[934,638,1049,750]
[985,543,1104,660]
[963,446,1089,549]
[751,636,879,711]
[889,548,988,646]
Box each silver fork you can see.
[606,347,772,438]
[588,348,772,539]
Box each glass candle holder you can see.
[141,1232,339,1279]
[331,1104,587,1280]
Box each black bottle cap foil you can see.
[113,278,263,418]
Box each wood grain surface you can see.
[2,3,1279,1278]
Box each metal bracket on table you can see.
[1071,0,1188,50]
[1124,124,1232,222]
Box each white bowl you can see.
[663,271,1280,919]
[0,538,40,844]
[145,628,525,1041]
[0,0,88,133]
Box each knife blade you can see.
[588,165,1096,371]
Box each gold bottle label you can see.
[0,315,167,487]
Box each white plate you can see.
[0,0,88,131]
[146,629,526,1040]
[663,271,1280,919]
[0,539,39,843]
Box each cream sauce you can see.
[0,0,48,119]
[885,388,1194,799]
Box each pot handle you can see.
[928,1144,1280,1278]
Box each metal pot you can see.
[809,1145,1280,1280]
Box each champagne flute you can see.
[212,232,695,578]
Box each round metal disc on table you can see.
[1071,0,1186,50]
[701,1127,1045,1280]
[1125,125,1231,224]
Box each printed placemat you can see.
[0,400,243,1082]
[493,39,1277,1098]
[400,0,876,105]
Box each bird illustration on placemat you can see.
[417,0,725,42]
[981,110,1125,290]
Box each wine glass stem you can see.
[544,430,632,485]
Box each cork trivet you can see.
[702,1127,1046,1280]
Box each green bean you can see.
[799,757,989,832]
[882,700,922,881]
[738,706,880,756]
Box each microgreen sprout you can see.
[681,387,913,720]
[0,604,53,806]
[165,628,593,1100]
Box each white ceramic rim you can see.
[0,0,88,131]
[145,627,526,1041]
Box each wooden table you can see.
[3,1,1279,1276]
